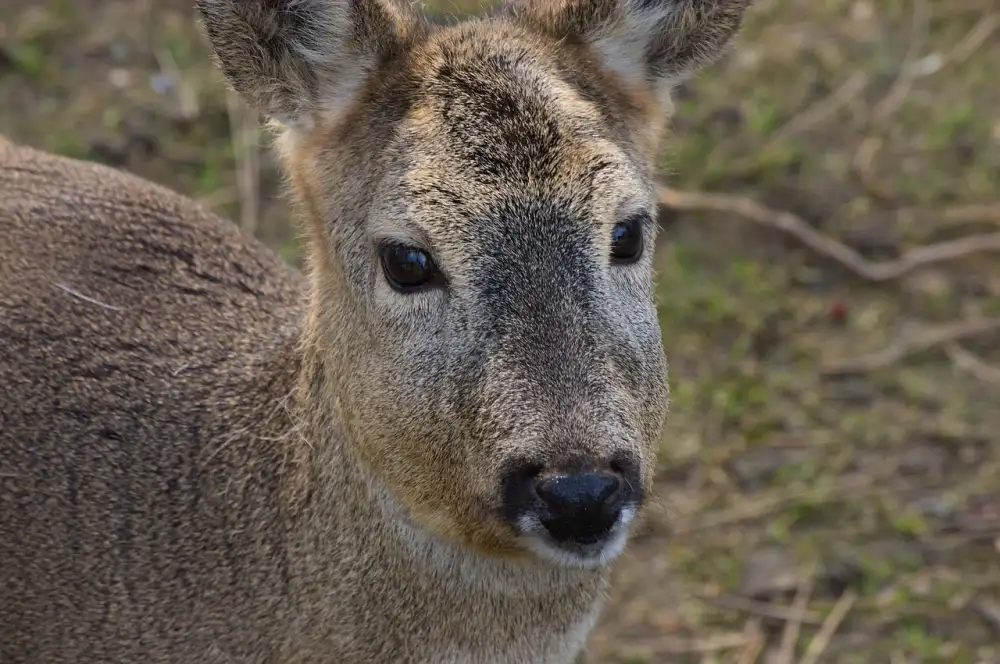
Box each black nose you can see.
[535,472,625,544]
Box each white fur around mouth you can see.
[515,505,637,569]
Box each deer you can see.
[0,0,752,661]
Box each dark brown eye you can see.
[610,214,646,264]
[380,243,440,293]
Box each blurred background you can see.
[2,0,999,662]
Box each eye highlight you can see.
[379,242,442,293]
[609,213,647,264]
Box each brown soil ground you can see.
[3,1,999,662]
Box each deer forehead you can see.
[364,37,651,257]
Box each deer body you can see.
[0,139,603,663]
[0,1,752,662]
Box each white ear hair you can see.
[589,0,681,87]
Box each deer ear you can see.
[510,0,752,94]
[197,0,425,127]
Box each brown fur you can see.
[0,1,752,661]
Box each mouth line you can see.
[514,504,638,569]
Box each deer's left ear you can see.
[510,0,753,96]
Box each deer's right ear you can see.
[197,0,425,127]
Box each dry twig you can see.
[849,0,927,201]
[646,632,751,655]
[946,342,1000,385]
[671,465,898,535]
[850,7,998,202]
[775,569,816,664]
[871,0,930,124]
[736,618,765,664]
[771,72,870,144]
[852,136,895,202]
[974,596,1000,634]
[938,0,996,17]
[657,186,1000,282]
[153,46,199,121]
[698,71,870,185]
[698,593,823,625]
[822,317,1000,376]
[942,12,1000,68]
[941,202,1000,225]
[799,590,859,664]
[225,90,262,236]
[899,201,1000,232]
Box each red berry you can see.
[829,300,847,322]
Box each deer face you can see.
[198,0,751,567]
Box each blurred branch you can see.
[655,632,750,655]
[735,618,765,664]
[852,136,895,203]
[946,342,1000,385]
[670,463,899,535]
[939,0,996,17]
[225,91,261,236]
[870,0,929,124]
[799,589,859,664]
[942,12,1000,68]
[774,568,816,664]
[698,593,823,625]
[850,0,928,201]
[851,5,999,202]
[153,47,200,121]
[939,203,1000,226]
[822,318,1000,377]
[657,186,1000,282]
[769,72,869,144]
[974,596,1000,634]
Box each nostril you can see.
[594,475,623,508]
[500,461,544,524]
[609,452,640,483]
[609,453,643,503]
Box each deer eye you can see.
[610,213,646,264]
[379,243,441,293]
